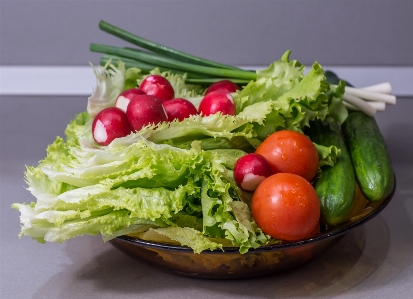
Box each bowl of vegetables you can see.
[12,21,396,280]
[110,184,393,279]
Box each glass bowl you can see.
[110,180,395,279]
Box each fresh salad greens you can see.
[13,48,347,254]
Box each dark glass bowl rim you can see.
[116,178,396,254]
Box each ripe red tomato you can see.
[251,173,320,241]
[255,130,319,181]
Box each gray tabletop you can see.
[1,95,412,299]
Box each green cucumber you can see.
[308,121,356,226]
[342,111,394,201]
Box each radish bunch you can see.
[92,76,239,146]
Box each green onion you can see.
[100,54,211,79]
[90,43,257,81]
[123,47,167,58]
[93,20,396,117]
[98,20,240,70]
[100,55,157,72]
[185,78,250,85]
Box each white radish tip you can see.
[93,120,108,143]
[241,173,267,191]
[226,93,234,103]
[115,96,130,112]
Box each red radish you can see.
[234,153,273,191]
[205,80,240,95]
[139,75,174,102]
[126,95,168,131]
[198,91,236,116]
[164,98,198,121]
[115,88,146,112]
[92,107,132,146]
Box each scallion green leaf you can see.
[98,20,240,70]
[90,43,257,81]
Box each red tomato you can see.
[251,173,320,241]
[255,130,319,181]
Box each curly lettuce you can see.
[13,51,347,253]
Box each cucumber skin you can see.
[342,111,395,201]
[309,121,356,226]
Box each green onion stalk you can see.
[90,20,396,116]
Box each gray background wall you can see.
[1,0,412,67]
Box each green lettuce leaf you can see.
[150,227,223,254]
[87,60,128,118]
[13,51,348,253]
[137,68,205,99]
[313,143,341,168]
[233,51,347,140]
[15,134,269,250]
